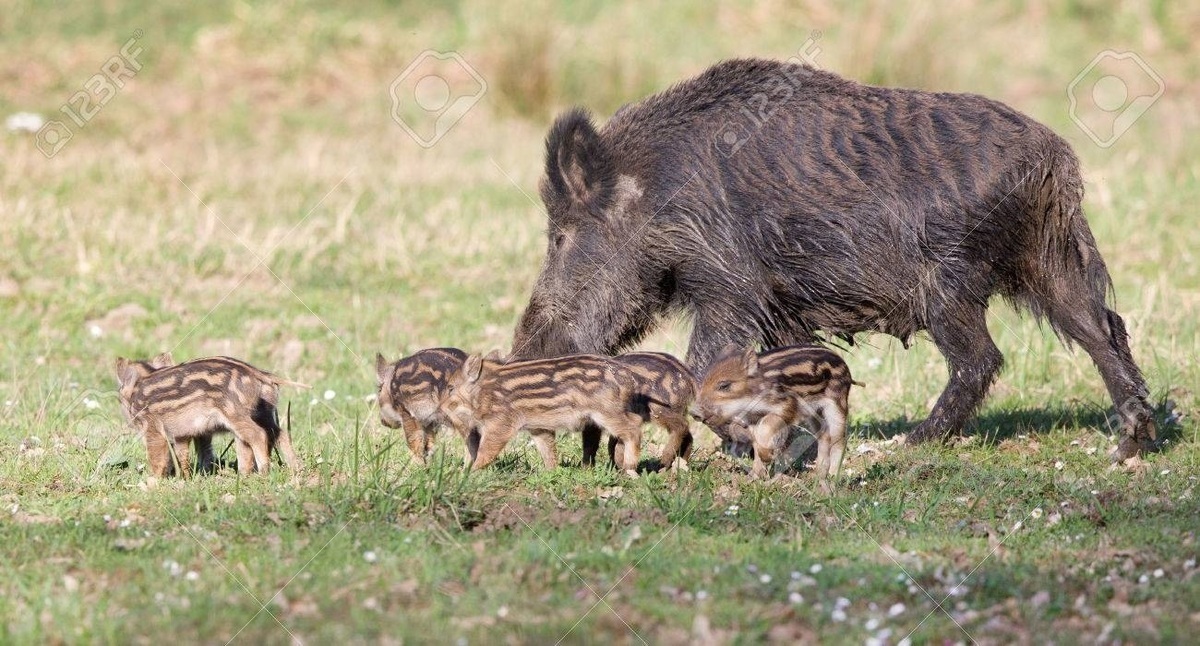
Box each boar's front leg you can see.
[909,300,1003,444]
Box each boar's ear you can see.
[375,353,391,387]
[483,349,503,362]
[464,355,485,383]
[543,107,616,217]
[151,352,174,369]
[741,348,760,377]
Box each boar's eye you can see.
[553,233,566,250]
[717,381,733,392]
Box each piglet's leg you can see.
[470,424,515,471]
[529,430,558,470]
[234,440,255,475]
[750,414,788,479]
[823,397,848,483]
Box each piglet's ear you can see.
[464,355,485,383]
[375,353,392,387]
[115,358,138,389]
[151,352,174,368]
[741,348,760,377]
[483,349,503,362]
[543,107,616,217]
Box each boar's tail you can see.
[1023,144,1115,324]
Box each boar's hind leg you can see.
[910,301,1004,443]
[1037,292,1155,460]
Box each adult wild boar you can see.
[510,58,1155,460]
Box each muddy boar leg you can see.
[1041,300,1155,460]
[581,423,602,467]
[529,430,558,469]
[470,423,516,471]
[750,414,788,479]
[910,302,1004,443]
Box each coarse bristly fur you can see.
[510,58,1155,461]
[696,344,859,491]
[115,356,307,476]
[375,347,468,463]
[438,354,647,476]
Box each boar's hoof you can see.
[1110,431,1155,463]
[624,468,640,479]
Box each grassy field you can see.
[2,1,1198,643]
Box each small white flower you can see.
[83,398,100,410]
[1031,508,1043,519]
[496,605,509,618]
[1085,446,1098,455]
[1054,460,1065,470]
[759,574,771,584]
[1160,469,1171,476]
[1138,574,1149,584]
[363,550,378,563]
[1153,568,1164,578]
[897,638,912,646]
[791,571,802,580]
[867,357,882,369]
[831,608,847,622]
[88,325,103,338]
[865,617,881,631]
[323,390,336,401]
[788,592,803,604]
[835,597,850,609]
[809,563,823,574]
[724,504,740,516]
[1184,559,1196,570]
[888,602,906,617]
[696,590,708,601]
[185,571,199,581]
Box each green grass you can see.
[2,1,1199,643]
